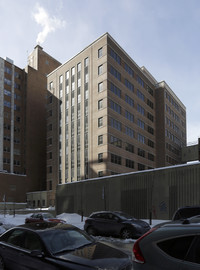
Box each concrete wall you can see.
[56,162,200,220]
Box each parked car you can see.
[0,222,133,270]
[25,212,66,224]
[84,211,150,239]
[172,206,200,220]
[133,223,200,269]
[154,205,200,228]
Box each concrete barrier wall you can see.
[56,162,200,220]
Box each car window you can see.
[24,232,43,251]
[43,213,54,218]
[93,213,105,219]
[185,236,200,264]
[157,235,195,260]
[6,229,26,248]
[173,208,200,220]
[114,212,133,220]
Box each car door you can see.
[94,213,120,236]
[17,231,58,270]
[0,228,26,269]
[0,229,57,270]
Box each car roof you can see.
[158,223,200,230]
[90,210,125,215]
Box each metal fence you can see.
[56,162,200,220]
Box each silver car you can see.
[133,223,200,269]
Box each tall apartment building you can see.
[0,46,60,203]
[0,57,26,175]
[47,33,186,204]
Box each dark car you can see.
[25,212,66,224]
[84,211,150,239]
[0,222,133,270]
[172,206,200,220]
[154,206,200,228]
[133,223,200,269]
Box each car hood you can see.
[54,242,131,269]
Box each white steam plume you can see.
[33,4,66,44]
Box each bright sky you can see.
[1,0,200,143]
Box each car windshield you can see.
[42,213,54,219]
[114,212,135,220]
[42,228,93,254]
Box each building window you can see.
[138,163,145,170]
[110,135,122,148]
[49,81,53,91]
[49,166,52,173]
[138,148,145,158]
[109,82,121,97]
[49,181,52,190]
[125,111,134,122]
[138,134,145,144]
[110,48,121,64]
[110,118,122,131]
[48,152,52,159]
[109,100,121,114]
[98,117,103,127]
[138,119,145,129]
[98,135,103,145]
[148,139,154,148]
[84,57,89,67]
[98,65,103,75]
[110,66,121,81]
[137,89,145,101]
[137,104,145,115]
[98,153,103,163]
[125,143,134,153]
[148,126,154,135]
[77,62,81,72]
[4,89,11,96]
[147,112,154,122]
[98,82,103,92]
[125,63,134,77]
[98,47,103,58]
[148,153,154,161]
[147,99,154,109]
[125,79,134,92]
[125,95,134,107]
[48,137,52,145]
[98,171,103,177]
[125,126,134,138]
[5,66,12,74]
[137,75,144,87]
[126,159,134,168]
[48,124,53,131]
[111,154,121,165]
[98,99,103,110]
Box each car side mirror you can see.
[30,250,44,258]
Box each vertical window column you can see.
[65,71,69,183]
[77,63,81,180]
[0,59,4,170]
[59,75,63,183]
[84,57,89,179]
